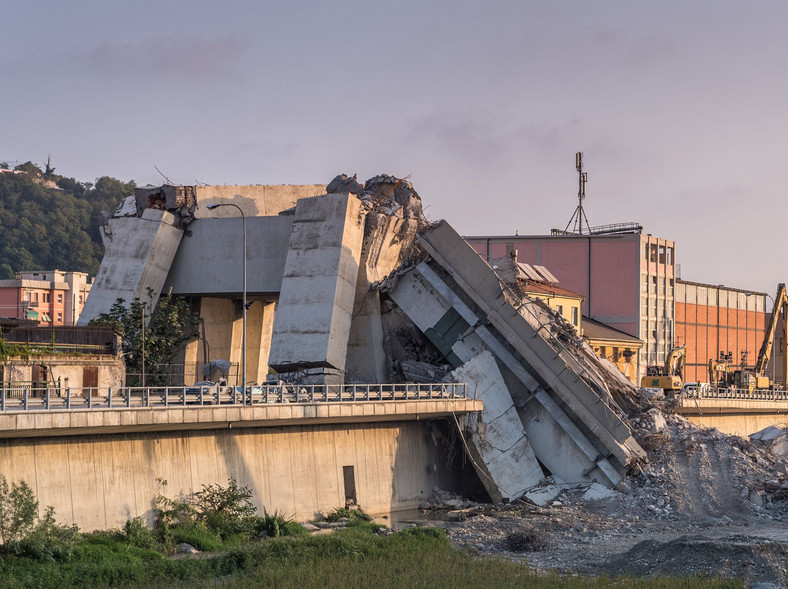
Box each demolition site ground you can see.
[421,406,788,587]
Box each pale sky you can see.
[3,2,787,295]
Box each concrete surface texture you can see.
[450,352,543,503]
[268,192,365,379]
[193,184,325,218]
[78,209,184,325]
[164,216,293,297]
[0,420,461,531]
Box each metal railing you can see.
[0,382,469,412]
[679,385,788,402]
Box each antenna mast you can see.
[564,151,591,235]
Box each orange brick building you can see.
[674,280,769,384]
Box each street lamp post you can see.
[206,203,247,403]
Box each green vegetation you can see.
[0,522,744,589]
[0,476,747,588]
[90,292,200,386]
[323,506,373,523]
[0,160,135,279]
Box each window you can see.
[658,245,666,264]
[33,292,38,303]
[667,247,674,265]
[57,312,62,322]
[78,295,83,305]
[650,244,658,262]
[43,293,50,303]
[556,304,564,316]
[57,293,63,304]
[572,307,579,326]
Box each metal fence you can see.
[0,382,469,412]
[679,385,788,402]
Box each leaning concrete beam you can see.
[389,268,623,487]
[79,209,184,324]
[451,352,543,502]
[415,222,644,467]
[268,193,365,377]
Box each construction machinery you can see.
[752,283,788,389]
[708,284,788,392]
[640,345,686,391]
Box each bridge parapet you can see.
[0,383,481,439]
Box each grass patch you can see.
[0,524,746,589]
[323,506,372,523]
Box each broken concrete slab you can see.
[451,352,543,503]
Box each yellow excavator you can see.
[640,345,686,391]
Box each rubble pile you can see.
[428,404,788,585]
[627,410,788,523]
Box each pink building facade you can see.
[0,270,91,326]
[466,233,675,380]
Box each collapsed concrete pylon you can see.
[79,207,185,325]
[450,351,543,503]
[386,220,646,489]
[268,192,366,384]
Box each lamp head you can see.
[206,204,220,210]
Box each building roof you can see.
[521,280,584,300]
[582,317,643,347]
[676,278,766,297]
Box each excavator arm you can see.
[755,283,787,375]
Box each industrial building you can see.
[465,229,675,382]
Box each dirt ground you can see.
[419,407,788,588]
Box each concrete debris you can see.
[581,483,620,502]
[397,359,448,383]
[134,184,197,228]
[421,488,478,511]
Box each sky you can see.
[3,1,787,295]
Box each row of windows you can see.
[22,292,68,304]
[643,243,674,265]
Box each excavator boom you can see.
[755,283,787,376]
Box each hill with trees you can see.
[0,160,135,279]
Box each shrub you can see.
[0,475,38,550]
[121,517,161,551]
[259,510,306,537]
[18,506,81,561]
[156,478,260,541]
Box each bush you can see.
[258,510,307,538]
[18,506,82,561]
[156,478,261,541]
[121,517,162,551]
[0,475,38,551]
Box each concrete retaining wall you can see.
[0,421,456,531]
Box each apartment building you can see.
[0,270,92,326]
